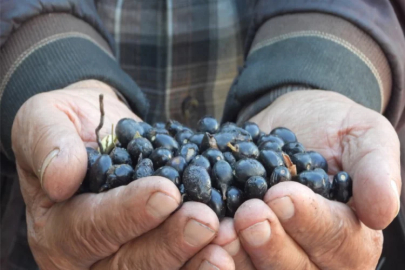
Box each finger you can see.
[42,177,181,268]
[265,182,383,269]
[182,244,235,270]
[12,93,88,201]
[212,218,255,270]
[234,199,317,270]
[340,110,401,229]
[92,202,219,270]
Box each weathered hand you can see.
[12,80,233,269]
[213,90,401,269]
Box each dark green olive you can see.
[183,165,212,203]
[115,118,144,147]
[234,158,267,184]
[226,187,244,218]
[244,176,268,200]
[154,166,181,186]
[270,127,297,144]
[208,189,226,219]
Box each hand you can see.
[12,80,234,269]
[213,90,401,269]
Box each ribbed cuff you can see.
[0,14,149,160]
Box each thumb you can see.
[12,93,87,202]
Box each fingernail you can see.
[40,149,60,187]
[391,180,400,216]
[240,220,271,247]
[268,196,295,221]
[184,219,216,247]
[223,238,240,256]
[199,260,219,270]
[146,192,179,219]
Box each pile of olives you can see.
[81,97,352,219]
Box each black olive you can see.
[133,157,154,180]
[257,134,284,148]
[82,147,101,192]
[229,141,259,160]
[226,186,244,218]
[153,122,166,129]
[127,137,154,162]
[149,148,173,169]
[190,155,211,174]
[258,140,282,152]
[153,166,181,187]
[144,128,170,141]
[270,127,297,144]
[202,148,224,166]
[258,150,284,176]
[308,151,328,172]
[208,189,226,219]
[104,164,134,190]
[241,122,261,142]
[89,154,112,193]
[331,171,352,203]
[269,166,291,187]
[244,176,268,200]
[197,116,219,134]
[212,160,235,199]
[109,147,132,165]
[177,143,199,163]
[179,183,186,195]
[220,122,238,132]
[223,152,236,168]
[214,131,252,151]
[165,120,183,136]
[151,133,179,152]
[166,156,187,175]
[139,122,153,135]
[298,169,331,199]
[234,158,267,184]
[183,165,212,203]
[282,142,305,156]
[115,118,144,147]
[290,153,312,173]
[200,133,218,152]
[175,129,194,145]
[188,133,205,148]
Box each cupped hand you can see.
[213,90,401,269]
[12,80,234,269]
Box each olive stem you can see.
[96,94,105,154]
[226,142,238,152]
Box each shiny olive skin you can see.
[226,187,244,218]
[258,140,282,152]
[175,129,194,145]
[127,137,154,162]
[149,148,173,169]
[202,148,225,166]
[223,152,236,168]
[133,158,154,180]
[282,142,305,156]
[139,122,153,135]
[109,147,132,165]
[291,152,312,173]
[257,134,284,148]
[234,158,267,184]
[115,118,144,148]
[269,166,291,186]
[298,169,331,199]
[104,164,134,190]
[183,165,212,203]
[197,116,219,134]
[151,134,179,152]
[189,133,205,148]
[212,160,235,199]
[332,171,352,203]
[165,120,183,136]
[208,189,226,219]
[153,122,166,129]
[144,128,170,141]
[308,151,329,172]
[241,122,261,142]
[231,141,259,160]
[190,155,212,174]
[153,166,181,187]
[89,154,113,193]
[166,156,187,175]
[258,150,284,176]
[270,127,297,144]
[81,147,101,192]
[244,176,268,200]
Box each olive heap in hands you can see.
[81,98,352,219]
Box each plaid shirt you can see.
[96,0,254,127]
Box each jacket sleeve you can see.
[0,0,149,160]
[222,0,405,129]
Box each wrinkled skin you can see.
[12,80,234,270]
[213,91,401,270]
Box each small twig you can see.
[96,94,105,154]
